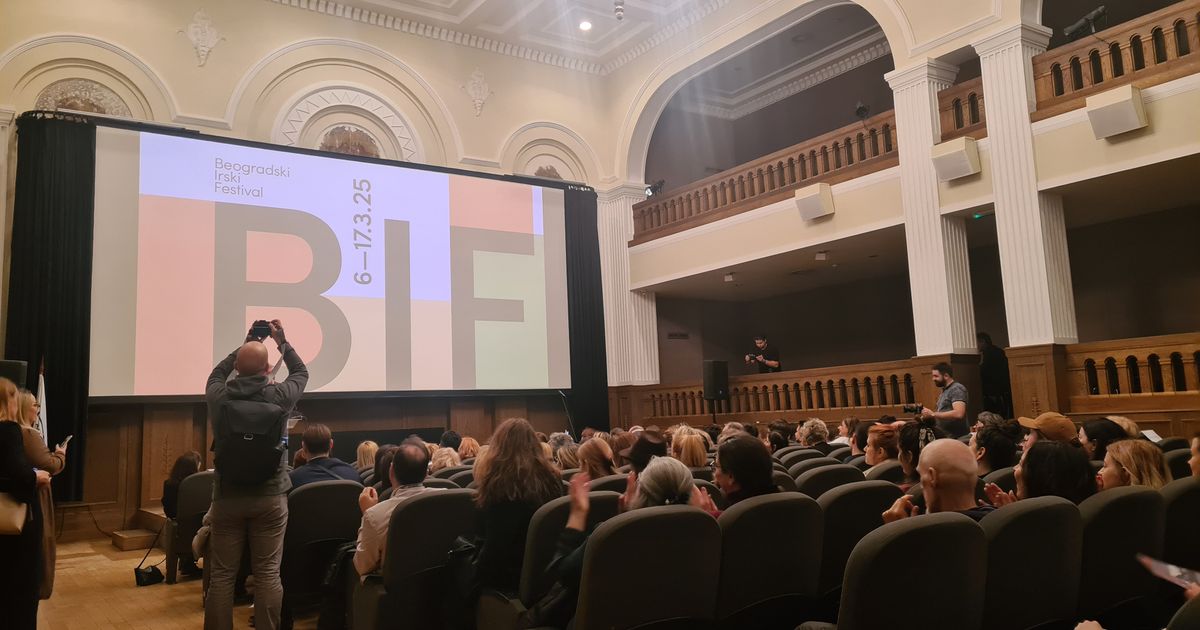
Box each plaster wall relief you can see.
[34,78,132,116]
[180,9,224,67]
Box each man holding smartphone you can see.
[204,320,308,630]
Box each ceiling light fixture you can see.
[579,20,592,31]
[614,0,625,21]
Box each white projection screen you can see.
[89,127,572,397]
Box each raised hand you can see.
[883,494,919,523]
[984,482,1017,508]
[358,486,379,513]
[688,486,718,513]
[618,471,639,513]
[566,473,591,531]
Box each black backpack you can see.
[214,398,287,486]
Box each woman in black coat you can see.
[0,413,45,629]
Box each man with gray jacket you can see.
[204,319,308,630]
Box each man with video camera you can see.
[204,319,308,630]
[744,333,782,374]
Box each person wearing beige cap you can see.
[1017,411,1077,451]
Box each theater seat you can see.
[588,473,628,493]
[863,460,903,483]
[773,445,808,460]
[773,470,798,492]
[1077,486,1165,626]
[164,470,215,584]
[1163,449,1192,482]
[1168,595,1200,629]
[780,449,824,469]
[814,480,902,619]
[845,455,869,470]
[476,491,621,630]
[282,480,364,621]
[979,496,1082,630]
[795,465,864,500]
[574,506,721,630]
[772,461,788,473]
[560,468,581,480]
[982,466,1016,494]
[1157,437,1189,452]
[352,489,478,630]
[789,457,841,480]
[448,468,475,488]
[434,464,471,480]
[801,513,986,630]
[827,446,851,461]
[690,466,715,482]
[716,493,822,629]
[422,478,459,490]
[1161,477,1200,572]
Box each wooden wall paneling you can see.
[449,398,492,441]
[525,395,569,436]
[140,405,197,508]
[192,403,209,468]
[1007,344,1071,419]
[494,396,528,426]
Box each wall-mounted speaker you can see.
[794,183,835,221]
[931,136,981,181]
[1086,84,1148,140]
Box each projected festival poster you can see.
[89,128,571,397]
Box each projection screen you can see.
[89,126,572,396]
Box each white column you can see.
[886,61,978,356]
[974,24,1078,346]
[0,108,15,355]
[596,183,660,386]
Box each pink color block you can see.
[449,177,533,233]
[410,300,452,389]
[245,231,313,284]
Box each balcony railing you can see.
[630,110,898,246]
[1032,0,1200,120]
[938,77,987,141]
[1066,332,1200,412]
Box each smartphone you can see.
[59,434,74,449]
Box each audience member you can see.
[971,411,1006,435]
[1098,439,1171,491]
[767,431,788,454]
[291,450,308,469]
[831,417,859,446]
[371,445,398,494]
[672,433,708,468]
[474,418,563,592]
[577,437,618,479]
[1017,411,1078,451]
[1078,417,1127,462]
[970,418,1023,477]
[353,442,438,577]
[847,419,880,461]
[897,418,947,492]
[541,441,555,461]
[163,451,204,577]
[0,378,47,629]
[768,420,793,442]
[611,431,638,468]
[439,430,463,451]
[424,440,439,459]
[555,443,580,470]
[796,418,836,454]
[711,434,777,509]
[205,320,307,630]
[864,424,899,467]
[618,431,668,474]
[1191,433,1200,478]
[15,389,66,598]
[718,422,746,444]
[987,440,1096,507]
[1105,415,1141,439]
[354,441,378,477]
[429,447,462,475]
[525,458,699,627]
[548,432,574,455]
[883,439,995,523]
[288,423,362,488]
[920,362,970,437]
[458,436,481,460]
[977,332,1013,417]
[704,424,722,446]
[535,431,549,443]
[579,427,596,442]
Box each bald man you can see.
[204,319,308,630]
[883,438,996,523]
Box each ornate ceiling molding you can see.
[265,0,729,76]
[35,78,133,117]
[673,29,891,121]
[274,86,420,161]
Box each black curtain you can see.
[5,113,96,501]
[563,187,609,432]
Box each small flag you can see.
[36,366,48,446]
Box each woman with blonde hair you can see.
[0,378,49,626]
[17,389,65,599]
[672,433,708,468]
[577,437,619,479]
[555,443,580,470]
[355,440,378,476]
[458,436,481,460]
[429,447,462,475]
[1098,439,1171,490]
[474,418,563,591]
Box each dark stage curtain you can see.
[5,112,96,501]
[563,187,609,432]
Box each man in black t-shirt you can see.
[744,334,781,373]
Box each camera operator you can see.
[920,362,969,438]
[204,319,308,630]
[744,334,781,374]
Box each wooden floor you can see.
[38,538,317,629]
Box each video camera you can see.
[249,319,272,341]
[902,403,923,415]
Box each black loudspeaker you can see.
[703,360,729,400]
[0,360,28,389]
